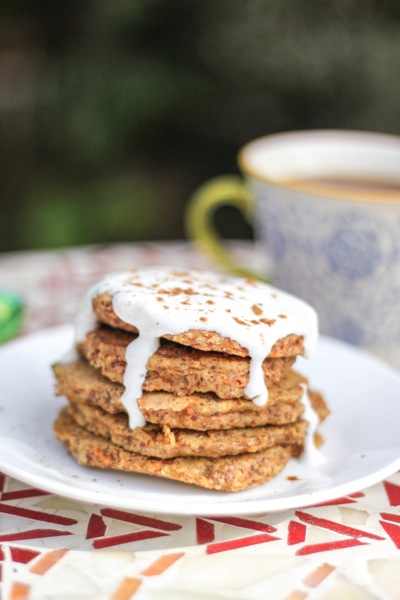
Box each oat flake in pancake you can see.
[73,267,318,428]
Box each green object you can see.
[185,175,268,281]
[0,290,24,344]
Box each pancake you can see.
[52,266,324,492]
[65,401,308,458]
[77,326,296,398]
[54,409,302,492]
[53,360,321,429]
[92,292,305,358]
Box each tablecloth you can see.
[0,241,399,600]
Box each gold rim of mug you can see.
[237,129,400,204]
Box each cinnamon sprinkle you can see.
[251,304,263,316]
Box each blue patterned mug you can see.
[185,130,400,354]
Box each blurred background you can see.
[1,0,400,253]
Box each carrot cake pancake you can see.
[77,326,296,397]
[53,266,325,491]
[54,409,303,492]
[65,401,309,459]
[53,360,328,429]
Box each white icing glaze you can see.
[299,384,326,466]
[75,267,318,428]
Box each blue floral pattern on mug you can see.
[263,213,287,261]
[325,226,382,280]
[254,184,400,348]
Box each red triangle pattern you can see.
[0,471,399,558]
[380,512,400,524]
[379,520,400,549]
[86,514,106,539]
[295,511,385,541]
[292,509,387,555]
[206,532,280,555]
[288,520,306,545]
[383,481,400,506]
[297,538,366,555]
[93,530,168,550]
[196,518,215,544]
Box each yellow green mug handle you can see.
[185,175,266,280]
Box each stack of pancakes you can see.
[53,272,328,492]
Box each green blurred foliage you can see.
[22,174,160,247]
[1,0,400,251]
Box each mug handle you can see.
[185,175,265,280]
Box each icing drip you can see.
[74,267,319,428]
[300,384,326,465]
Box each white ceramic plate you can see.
[1,325,400,516]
